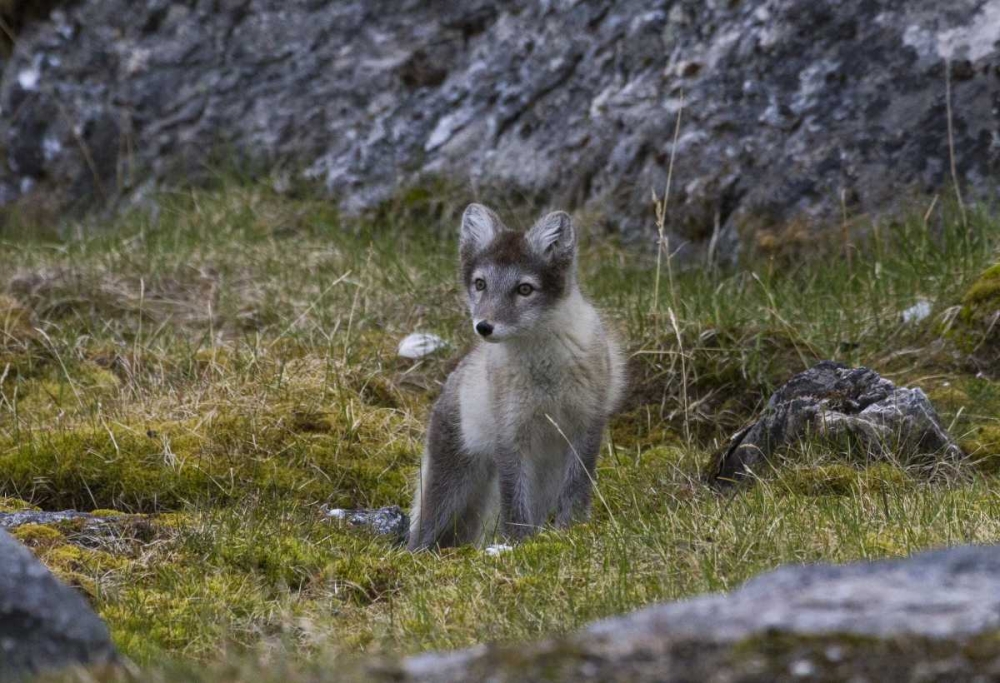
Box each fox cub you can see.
[407,204,625,550]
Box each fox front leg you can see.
[408,394,495,550]
[496,449,536,542]
[554,421,605,528]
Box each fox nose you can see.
[475,321,494,337]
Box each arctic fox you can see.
[407,204,625,550]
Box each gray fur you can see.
[408,205,625,551]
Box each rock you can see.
[484,544,513,557]
[0,529,117,678]
[323,505,409,544]
[0,511,154,556]
[0,509,121,530]
[711,361,964,484]
[901,298,933,324]
[397,333,449,360]
[377,545,1000,682]
[2,1,998,260]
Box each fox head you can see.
[458,203,578,343]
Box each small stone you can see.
[902,298,933,324]
[791,659,817,677]
[322,505,409,543]
[398,333,448,360]
[485,544,513,557]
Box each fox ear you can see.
[460,203,502,255]
[527,211,575,261]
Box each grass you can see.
[1,182,999,680]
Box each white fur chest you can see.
[457,297,609,459]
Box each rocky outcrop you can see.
[2,1,999,259]
[711,361,964,483]
[368,545,1000,682]
[0,529,118,678]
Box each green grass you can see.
[2,183,1000,680]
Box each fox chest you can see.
[492,359,597,444]
[458,350,602,458]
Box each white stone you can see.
[902,299,932,324]
[17,66,40,91]
[485,544,513,557]
[397,333,448,360]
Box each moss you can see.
[949,263,1000,364]
[0,294,34,343]
[0,496,39,512]
[322,552,415,605]
[6,360,121,417]
[864,530,907,556]
[217,534,332,589]
[90,508,124,517]
[609,407,678,452]
[772,462,912,497]
[0,403,417,511]
[925,385,971,412]
[776,464,858,496]
[11,537,132,599]
[11,523,66,547]
[960,425,1000,473]
[727,631,1000,680]
[962,263,1000,306]
[859,463,912,493]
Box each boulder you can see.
[377,545,1000,682]
[2,0,999,259]
[711,361,964,484]
[0,529,117,679]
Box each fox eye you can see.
[516,283,534,296]
[474,278,486,291]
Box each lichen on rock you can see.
[711,361,965,484]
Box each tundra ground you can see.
[2,184,999,680]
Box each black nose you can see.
[475,321,494,337]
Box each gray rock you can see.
[323,505,409,544]
[0,509,119,530]
[2,0,999,260]
[376,545,1000,682]
[712,361,964,483]
[0,529,117,679]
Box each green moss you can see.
[609,407,678,452]
[0,403,417,511]
[776,464,858,496]
[0,496,39,512]
[769,461,914,498]
[859,463,913,493]
[0,294,33,343]
[11,523,66,547]
[962,263,1000,305]
[960,425,1000,472]
[948,263,1000,361]
[90,508,123,517]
